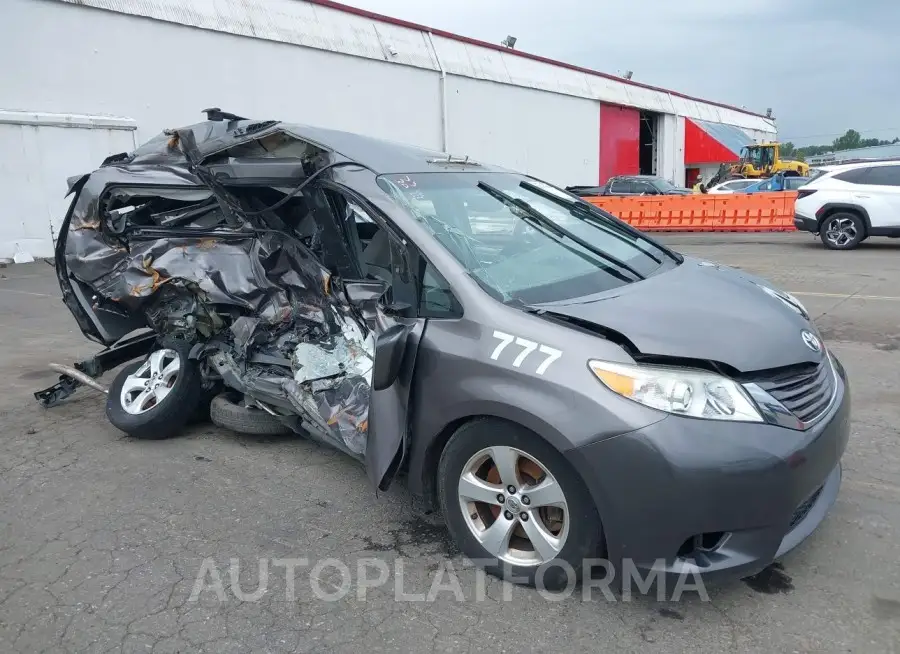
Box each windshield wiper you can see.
[477,181,645,281]
[518,181,680,264]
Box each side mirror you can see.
[345,280,388,306]
[372,323,409,391]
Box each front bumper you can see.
[570,357,850,584]
[794,211,818,233]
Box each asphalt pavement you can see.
[1,232,899,653]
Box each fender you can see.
[405,397,576,502]
[816,203,872,231]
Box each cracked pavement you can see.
[2,233,900,652]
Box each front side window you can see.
[419,260,462,317]
[376,172,678,306]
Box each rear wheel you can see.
[820,212,865,250]
[210,393,291,435]
[438,419,602,589]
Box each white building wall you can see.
[656,115,686,186]
[37,0,777,133]
[5,0,442,149]
[445,76,599,186]
[0,112,137,260]
[743,128,776,143]
[1,0,778,258]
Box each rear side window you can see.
[609,179,632,193]
[863,166,900,187]
[833,168,871,184]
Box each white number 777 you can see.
[490,330,562,375]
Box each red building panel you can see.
[684,118,740,165]
[599,104,640,183]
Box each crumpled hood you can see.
[535,258,821,373]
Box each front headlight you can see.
[589,360,763,422]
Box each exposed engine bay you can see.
[56,113,392,456]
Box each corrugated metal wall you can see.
[7,0,444,150]
[47,0,778,134]
[1,0,777,258]
[445,76,599,184]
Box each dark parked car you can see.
[568,175,692,197]
[41,110,849,588]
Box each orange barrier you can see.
[585,191,798,232]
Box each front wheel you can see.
[438,419,602,589]
[106,341,202,439]
[820,212,865,250]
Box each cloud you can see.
[336,0,900,146]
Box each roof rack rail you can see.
[426,154,480,165]
[202,107,247,122]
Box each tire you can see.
[438,419,602,590]
[189,381,224,425]
[106,340,203,439]
[820,212,865,250]
[210,393,291,435]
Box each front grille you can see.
[750,358,835,424]
[789,486,823,528]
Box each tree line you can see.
[779,129,899,161]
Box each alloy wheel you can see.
[824,217,857,248]
[457,446,569,566]
[119,349,181,415]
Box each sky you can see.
[337,0,900,146]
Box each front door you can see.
[320,186,426,490]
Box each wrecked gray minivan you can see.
[42,110,423,492]
[39,110,849,589]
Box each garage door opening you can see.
[639,110,659,176]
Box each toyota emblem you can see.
[801,330,822,353]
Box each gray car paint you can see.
[530,257,818,372]
[56,114,848,580]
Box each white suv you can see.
[794,161,900,249]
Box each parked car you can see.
[564,185,607,198]
[569,175,692,197]
[794,161,900,249]
[42,110,849,588]
[707,179,758,194]
[744,174,811,194]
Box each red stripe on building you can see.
[684,118,740,165]
[599,105,640,183]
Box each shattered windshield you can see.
[377,172,676,305]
